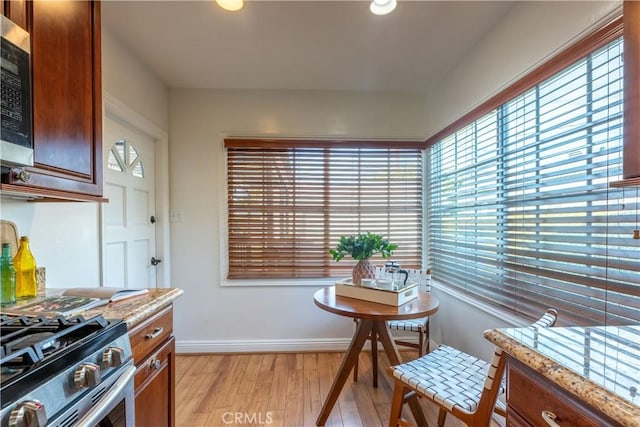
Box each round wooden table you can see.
[313,286,440,426]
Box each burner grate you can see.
[1,314,110,366]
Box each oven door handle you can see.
[76,365,136,426]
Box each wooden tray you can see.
[334,278,419,306]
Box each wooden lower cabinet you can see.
[129,305,175,427]
[134,337,175,427]
[506,358,621,427]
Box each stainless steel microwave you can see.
[0,14,33,167]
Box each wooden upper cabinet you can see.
[2,0,27,29]
[2,0,103,200]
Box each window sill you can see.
[430,279,530,328]
[221,277,338,287]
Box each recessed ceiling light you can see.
[216,0,243,12]
[370,0,397,16]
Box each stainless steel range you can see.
[0,314,135,427]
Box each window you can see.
[107,140,145,178]
[427,19,640,325]
[225,139,423,280]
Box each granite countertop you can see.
[82,288,183,327]
[484,324,640,427]
[5,288,183,327]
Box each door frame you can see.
[100,93,171,287]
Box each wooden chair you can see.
[387,309,558,427]
[388,317,430,354]
[353,317,429,387]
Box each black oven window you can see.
[97,400,125,427]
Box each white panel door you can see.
[103,116,157,288]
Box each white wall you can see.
[0,28,168,289]
[169,89,430,351]
[0,201,102,287]
[101,30,169,133]
[425,0,621,136]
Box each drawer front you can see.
[507,361,619,427]
[129,305,173,362]
[134,336,174,390]
[507,407,533,427]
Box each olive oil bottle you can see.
[14,236,37,299]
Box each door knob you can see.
[151,257,162,266]
[150,215,157,224]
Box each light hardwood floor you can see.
[175,351,479,427]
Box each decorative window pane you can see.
[107,140,144,178]
[107,149,123,172]
[132,161,144,178]
[128,145,139,166]
[115,140,126,163]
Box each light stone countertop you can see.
[7,288,183,328]
[484,324,640,427]
[82,287,183,327]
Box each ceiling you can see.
[102,1,515,93]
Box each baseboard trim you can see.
[176,337,434,354]
[176,338,353,354]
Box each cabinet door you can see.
[5,0,103,198]
[134,336,175,427]
[2,0,27,29]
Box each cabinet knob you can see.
[13,169,31,183]
[150,359,162,370]
[8,400,47,427]
[74,362,101,389]
[541,410,561,427]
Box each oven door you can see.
[49,362,136,427]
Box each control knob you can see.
[102,347,125,368]
[73,362,101,389]
[8,400,47,427]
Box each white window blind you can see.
[427,36,640,325]
[225,140,423,280]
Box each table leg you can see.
[371,329,378,388]
[375,321,429,427]
[316,318,374,426]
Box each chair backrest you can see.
[475,309,558,424]
[532,308,558,328]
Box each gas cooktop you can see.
[0,314,128,410]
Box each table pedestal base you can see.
[315,319,428,426]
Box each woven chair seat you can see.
[388,318,428,332]
[390,344,504,413]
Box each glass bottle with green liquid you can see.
[1,243,16,305]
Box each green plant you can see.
[329,232,398,261]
